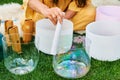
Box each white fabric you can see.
[0,3,24,36]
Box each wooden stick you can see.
[4,20,13,46]
[5,20,13,34]
[8,26,22,53]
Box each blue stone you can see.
[0,33,3,61]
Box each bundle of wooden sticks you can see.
[5,19,35,53]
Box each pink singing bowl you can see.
[96,6,120,21]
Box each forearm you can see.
[28,0,48,14]
[65,9,77,19]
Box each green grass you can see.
[0,52,120,80]
[0,0,120,80]
[0,0,22,5]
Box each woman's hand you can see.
[28,0,65,25]
[41,7,65,25]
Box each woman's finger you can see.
[51,14,57,24]
[48,15,57,25]
[55,8,64,23]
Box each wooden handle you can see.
[22,19,34,43]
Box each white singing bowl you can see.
[35,19,73,55]
[86,21,120,61]
[96,6,120,21]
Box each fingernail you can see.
[62,12,65,16]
